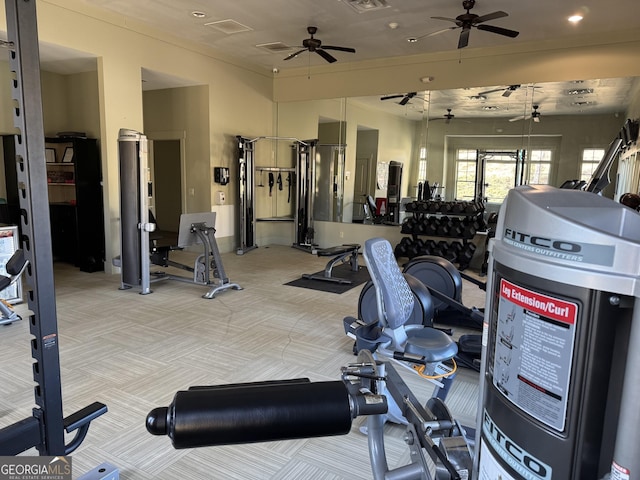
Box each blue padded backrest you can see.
[364,238,415,330]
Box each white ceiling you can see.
[79,0,638,71]
[4,0,639,120]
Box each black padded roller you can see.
[147,380,353,449]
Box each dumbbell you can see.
[417,201,429,213]
[401,217,416,234]
[394,237,413,258]
[447,241,463,261]
[427,201,441,213]
[436,216,452,236]
[424,216,439,236]
[450,217,464,237]
[450,202,465,214]
[422,239,437,256]
[458,242,478,269]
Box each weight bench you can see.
[302,244,361,284]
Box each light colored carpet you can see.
[0,245,484,479]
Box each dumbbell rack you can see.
[395,200,486,270]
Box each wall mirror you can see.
[276,76,640,224]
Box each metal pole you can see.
[5,0,66,454]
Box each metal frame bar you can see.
[3,0,66,454]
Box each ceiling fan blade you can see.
[431,16,459,24]
[458,28,470,49]
[380,94,405,101]
[509,114,530,122]
[413,26,459,41]
[478,87,505,96]
[477,24,520,38]
[474,11,508,24]
[283,49,307,61]
[316,49,337,63]
[322,45,356,53]
[502,85,520,97]
[399,97,411,106]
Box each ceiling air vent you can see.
[204,19,253,35]
[256,42,292,53]
[345,0,390,13]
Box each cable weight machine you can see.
[236,136,317,254]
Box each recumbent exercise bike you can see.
[146,237,474,479]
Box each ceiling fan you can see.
[510,105,541,123]
[423,0,520,49]
[284,26,356,63]
[432,109,456,124]
[478,84,521,97]
[381,92,418,105]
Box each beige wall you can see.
[143,86,211,215]
[2,0,274,269]
[2,1,640,263]
[273,29,640,102]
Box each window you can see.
[454,149,477,200]
[528,149,552,184]
[580,148,605,182]
[416,147,427,182]
[484,152,518,203]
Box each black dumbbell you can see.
[401,217,415,234]
[450,217,464,237]
[450,202,465,214]
[436,216,452,236]
[458,242,477,268]
[394,237,413,258]
[425,217,438,236]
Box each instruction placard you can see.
[493,279,577,431]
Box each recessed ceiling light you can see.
[191,11,206,18]
[407,37,418,43]
[388,22,399,30]
[567,88,594,95]
[420,76,434,83]
[568,14,583,23]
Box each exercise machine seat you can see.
[363,238,457,364]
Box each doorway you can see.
[150,138,182,234]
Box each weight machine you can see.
[117,130,241,299]
[149,212,243,299]
[146,184,640,480]
[236,136,317,254]
[1,0,107,460]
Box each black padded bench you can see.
[302,244,361,284]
